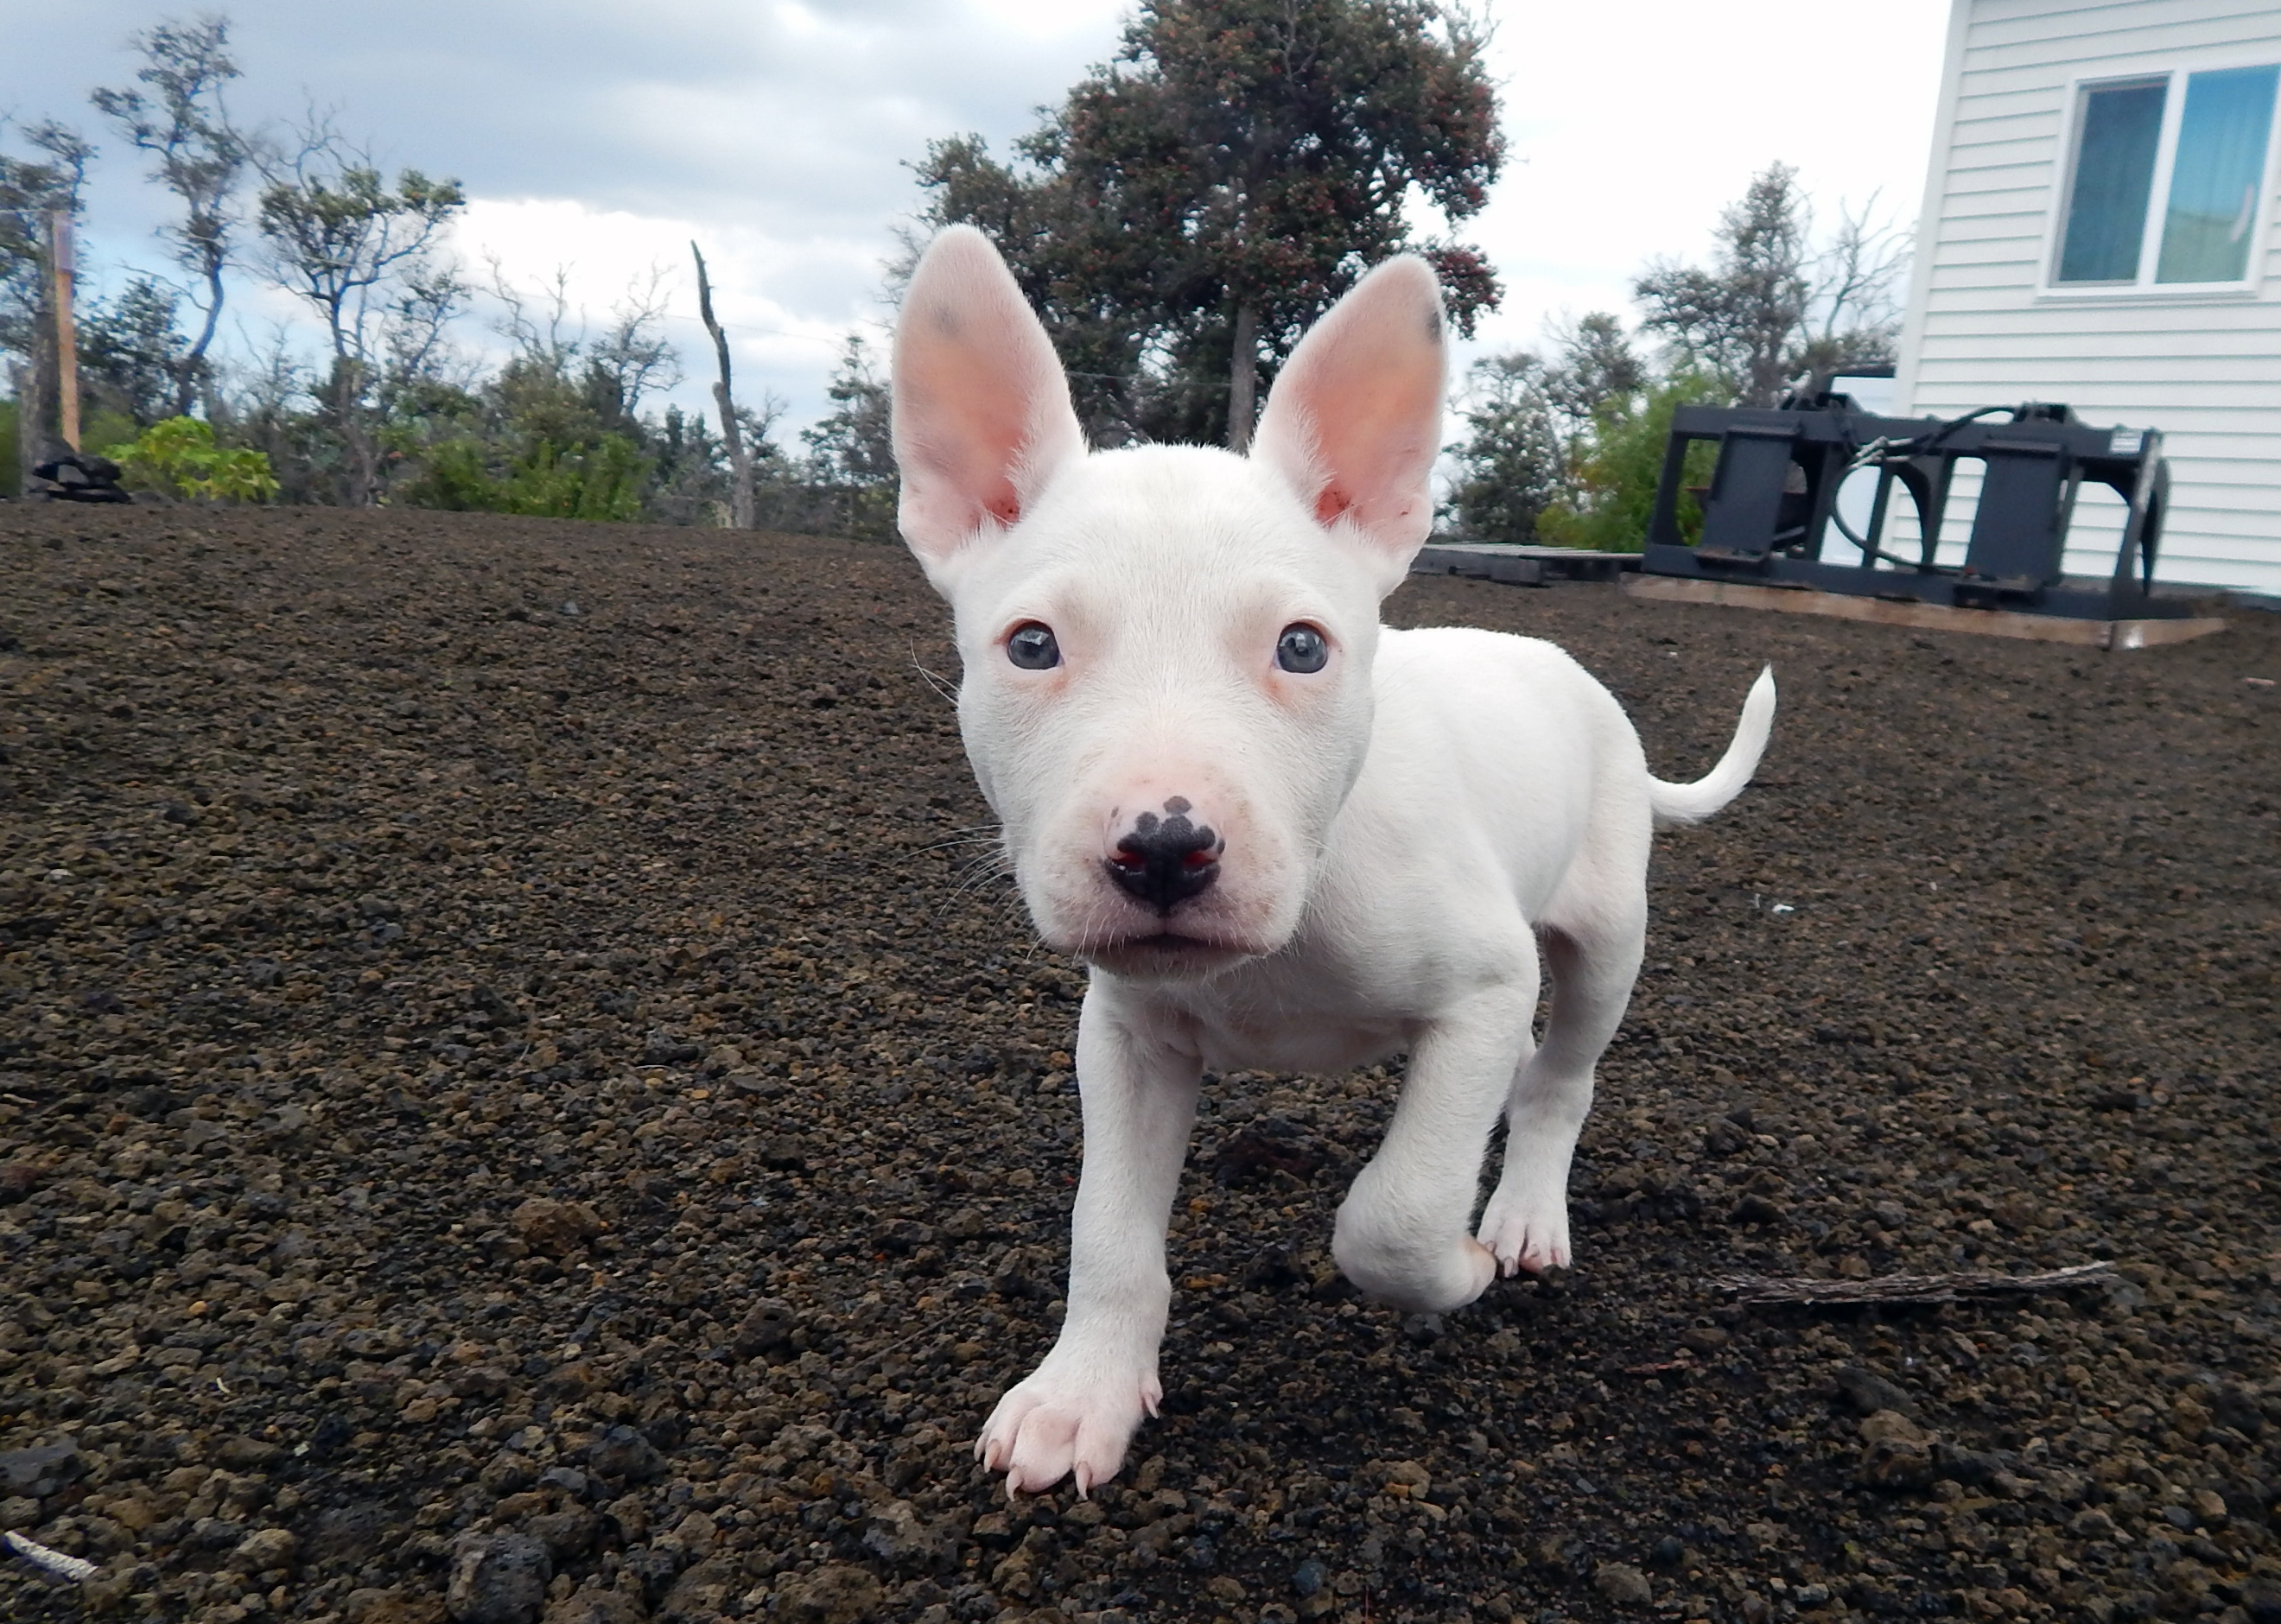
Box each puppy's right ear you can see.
[893,226,1085,587]
[1251,255,1445,594]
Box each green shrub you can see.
[83,409,141,465]
[1536,377,1723,553]
[104,416,280,503]
[398,434,650,522]
[499,435,649,522]
[397,438,497,512]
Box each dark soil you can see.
[2,503,2278,1624]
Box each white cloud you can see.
[447,196,865,428]
[1458,3,1950,365]
[8,0,1948,443]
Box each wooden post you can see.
[48,210,79,453]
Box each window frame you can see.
[2041,54,2281,300]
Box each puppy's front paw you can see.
[1331,1218,1500,1313]
[1476,1183,1572,1276]
[976,1350,1160,1495]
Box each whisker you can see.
[950,864,1015,898]
[915,833,1005,859]
[910,649,960,708]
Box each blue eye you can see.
[1007,623,1061,669]
[1276,625,1329,674]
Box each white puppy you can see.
[891,226,1775,1494]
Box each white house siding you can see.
[1893,0,2281,594]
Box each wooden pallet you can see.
[1623,573,2229,650]
[1413,543,1635,586]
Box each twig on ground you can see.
[6,1529,98,1583]
[853,1309,960,1376]
[1714,1261,2119,1307]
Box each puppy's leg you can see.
[976,990,1198,1495]
[1333,968,1538,1313]
[1477,897,1646,1275]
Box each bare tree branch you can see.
[692,240,753,530]
[486,257,576,372]
[1714,1262,2118,1308]
[591,265,681,422]
[1801,189,1911,372]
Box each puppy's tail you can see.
[1648,665,1776,828]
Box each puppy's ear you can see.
[1252,255,1445,576]
[893,225,1086,585]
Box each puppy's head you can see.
[893,226,1445,980]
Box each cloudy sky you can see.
[4,0,1952,441]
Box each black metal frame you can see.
[1640,399,2186,619]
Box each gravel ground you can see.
[2,503,2278,1624]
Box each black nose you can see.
[1105,804,1223,913]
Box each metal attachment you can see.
[1641,396,2189,621]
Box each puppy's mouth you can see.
[1080,929,1260,979]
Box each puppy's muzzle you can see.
[1104,797,1223,913]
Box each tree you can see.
[917,0,1503,448]
[1445,311,1644,543]
[1633,164,1808,407]
[91,14,249,416]
[79,276,193,425]
[1534,374,1722,551]
[1633,164,1909,405]
[0,120,92,348]
[1794,192,1909,384]
[1444,352,1560,544]
[0,119,94,477]
[647,401,788,528]
[803,336,893,485]
[474,264,677,447]
[1539,310,1646,426]
[584,274,681,431]
[802,335,896,539]
[1452,168,1911,550]
[255,121,465,504]
[378,263,470,400]
[226,327,322,503]
[387,266,697,521]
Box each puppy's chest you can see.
[1169,972,1416,1075]
[1192,1018,1409,1075]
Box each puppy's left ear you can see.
[893,225,1087,590]
[1252,256,1445,587]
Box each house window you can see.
[2158,66,2281,282]
[2053,62,2281,289]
